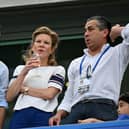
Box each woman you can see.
[6,26,65,129]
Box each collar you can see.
[83,43,110,56]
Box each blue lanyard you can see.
[79,45,110,75]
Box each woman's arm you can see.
[21,86,60,100]
[6,59,39,102]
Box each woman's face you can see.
[32,33,53,60]
[118,100,129,115]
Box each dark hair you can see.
[87,16,111,43]
[119,92,129,104]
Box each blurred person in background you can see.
[0,61,9,129]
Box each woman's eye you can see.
[35,40,41,43]
[44,41,50,44]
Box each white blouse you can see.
[9,65,65,112]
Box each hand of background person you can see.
[78,118,103,124]
[110,24,124,42]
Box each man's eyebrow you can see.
[85,25,94,30]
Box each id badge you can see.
[78,78,90,94]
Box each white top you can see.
[58,23,129,113]
[0,61,9,108]
[9,65,65,112]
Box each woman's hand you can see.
[26,57,40,67]
[20,58,40,77]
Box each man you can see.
[49,16,129,125]
[0,61,9,129]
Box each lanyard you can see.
[79,45,110,75]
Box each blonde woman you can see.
[7,26,65,129]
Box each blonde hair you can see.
[23,26,59,66]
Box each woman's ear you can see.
[31,43,35,52]
[51,47,55,55]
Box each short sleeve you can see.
[48,66,65,91]
[9,65,25,86]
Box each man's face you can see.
[84,20,108,51]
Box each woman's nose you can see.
[39,42,45,46]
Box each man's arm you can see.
[49,110,68,126]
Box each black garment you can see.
[60,98,118,124]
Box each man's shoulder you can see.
[0,60,6,66]
[70,56,84,64]
[68,56,84,71]
[0,61,8,70]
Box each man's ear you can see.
[103,29,109,38]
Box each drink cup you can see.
[31,53,41,67]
